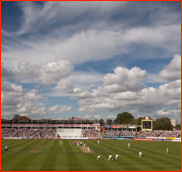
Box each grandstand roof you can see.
[142,116,153,120]
[11,116,31,121]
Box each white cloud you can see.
[70,55,181,117]
[15,60,73,85]
[17,101,46,116]
[68,71,104,89]
[82,114,93,119]
[156,108,181,116]
[1,62,14,81]
[52,79,73,92]
[71,88,92,99]
[14,1,126,35]
[2,24,180,71]
[130,109,139,115]
[1,82,47,118]
[94,115,102,119]
[102,67,147,92]
[24,89,43,100]
[159,54,181,82]
[47,105,72,114]
[103,115,116,119]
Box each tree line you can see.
[100,112,180,130]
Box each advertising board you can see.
[112,126,121,128]
[165,137,175,139]
[124,138,134,140]
[61,137,88,139]
[154,139,164,141]
[116,138,125,140]
[3,137,22,139]
[134,138,153,141]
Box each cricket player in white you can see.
[97,140,99,144]
[167,148,169,153]
[139,152,142,157]
[60,141,62,145]
[84,143,85,147]
[128,143,130,148]
[115,154,119,160]
[88,146,90,152]
[97,155,102,160]
[108,154,113,161]
[77,142,79,147]
[5,145,8,152]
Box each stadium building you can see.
[1,116,101,139]
[1,116,100,130]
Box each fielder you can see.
[77,142,79,147]
[167,148,169,153]
[97,140,99,144]
[84,143,85,147]
[88,146,90,152]
[115,154,119,160]
[139,152,142,157]
[108,154,113,161]
[5,145,8,152]
[60,140,62,145]
[128,143,130,148]
[97,155,102,160]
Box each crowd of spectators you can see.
[104,130,136,136]
[82,129,101,137]
[1,128,56,138]
[137,130,181,138]
[104,124,137,128]
[2,127,181,138]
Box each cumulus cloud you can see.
[103,67,147,92]
[71,88,92,99]
[1,83,46,118]
[71,55,181,118]
[17,101,46,116]
[47,105,72,114]
[15,60,73,85]
[94,115,102,119]
[52,79,73,92]
[159,54,181,81]
[24,89,43,100]
[82,114,93,119]
[103,115,116,119]
[68,71,104,89]
[156,108,181,116]
[1,63,14,81]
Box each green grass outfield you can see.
[1,139,181,171]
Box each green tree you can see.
[175,124,181,128]
[136,117,143,125]
[114,112,134,124]
[155,117,173,130]
[106,119,113,125]
[100,119,105,126]
[153,121,157,130]
[136,117,143,131]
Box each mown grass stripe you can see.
[1,139,42,169]
[1,139,181,171]
[24,139,50,171]
[63,140,84,171]
[54,140,69,170]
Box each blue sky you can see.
[1,1,181,124]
